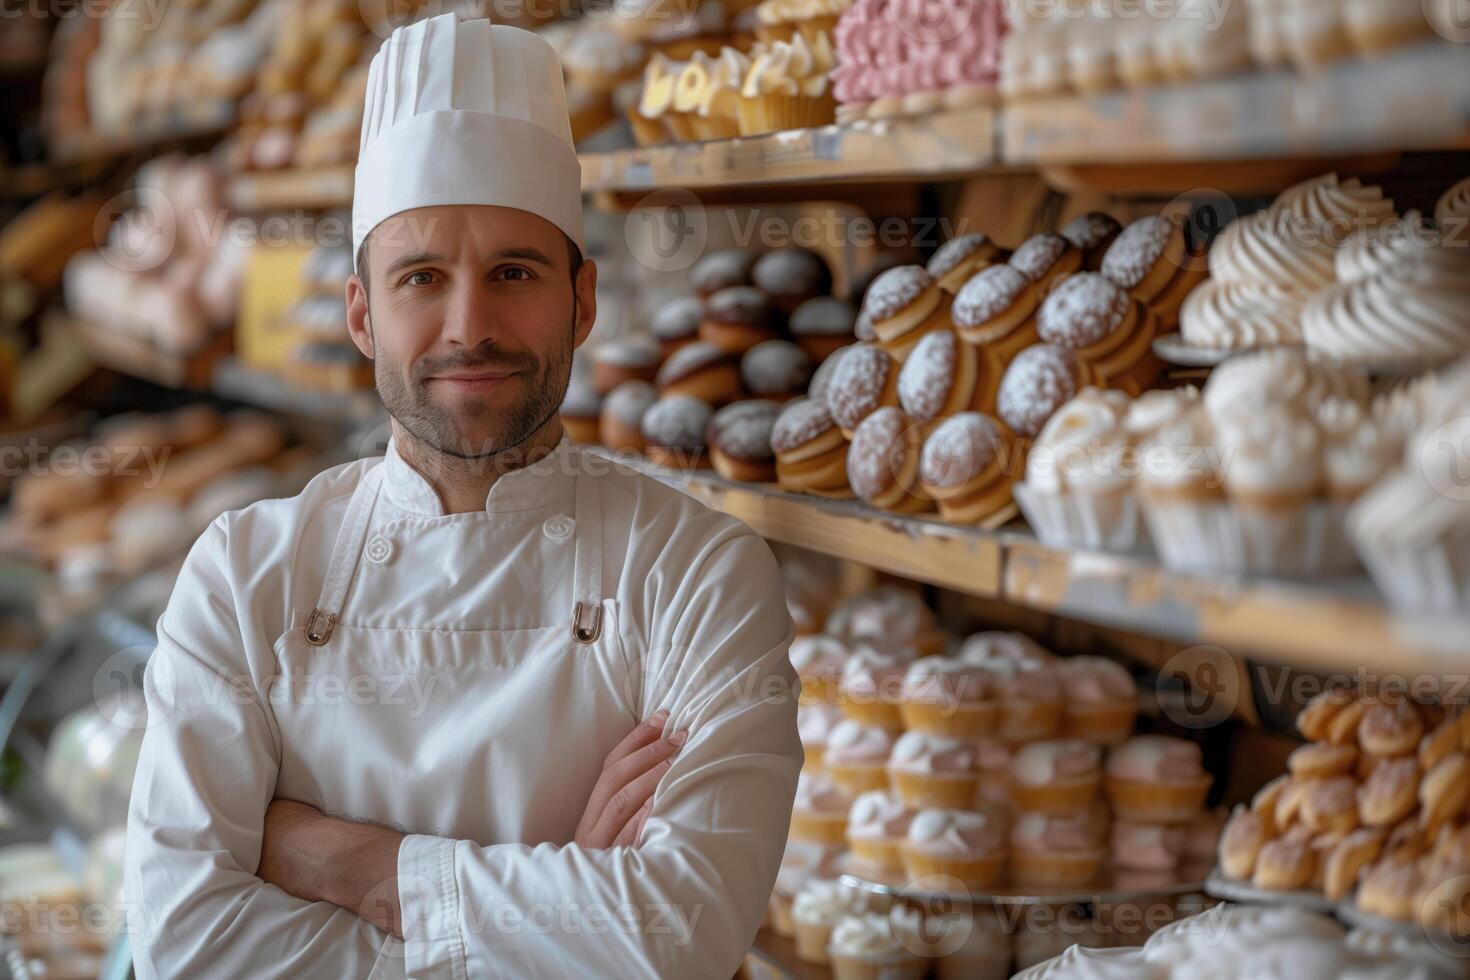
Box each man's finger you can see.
[590,754,675,847]
[601,730,685,794]
[613,798,654,848]
[602,710,670,768]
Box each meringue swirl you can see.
[1179,279,1305,350]
[1209,209,1335,293]
[1302,255,1470,371]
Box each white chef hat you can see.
[352,13,585,271]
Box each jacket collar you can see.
[378,434,578,516]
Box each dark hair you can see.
[356,232,584,303]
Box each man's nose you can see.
[442,278,503,347]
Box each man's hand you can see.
[258,799,404,938]
[575,710,686,849]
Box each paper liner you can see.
[1352,532,1470,614]
[1140,497,1358,576]
[1014,483,1151,555]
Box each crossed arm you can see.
[255,713,687,939]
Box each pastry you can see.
[1219,807,1268,880]
[1359,699,1425,757]
[887,731,982,810]
[740,339,813,402]
[689,249,756,298]
[790,878,852,966]
[650,295,704,359]
[752,246,833,315]
[790,770,854,845]
[1009,739,1103,815]
[692,46,751,140]
[1287,741,1358,780]
[897,329,1005,421]
[1100,215,1208,332]
[630,53,681,144]
[792,633,849,706]
[827,586,946,656]
[640,395,713,468]
[773,397,853,498]
[808,343,855,402]
[846,407,932,514]
[1060,212,1123,271]
[1058,655,1138,745]
[1322,826,1387,901]
[1267,172,1396,244]
[1357,755,1419,827]
[824,719,896,796]
[1008,232,1083,297]
[916,413,1019,527]
[838,643,912,731]
[706,399,780,482]
[1299,776,1360,835]
[559,368,603,443]
[845,789,914,870]
[1355,857,1420,921]
[592,335,662,393]
[996,344,1096,439]
[825,912,927,979]
[599,379,658,452]
[656,341,743,405]
[1036,272,1161,395]
[862,266,952,363]
[738,33,838,136]
[959,632,1063,742]
[926,232,1005,293]
[897,655,998,737]
[789,296,857,362]
[901,807,1009,891]
[1296,686,1357,741]
[561,29,646,91]
[1419,717,1462,771]
[1011,804,1109,887]
[951,264,1042,363]
[1105,735,1213,824]
[824,342,899,438]
[798,699,846,770]
[699,285,779,354]
[1252,830,1318,891]
[1418,752,1470,834]
[974,737,1014,806]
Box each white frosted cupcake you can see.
[1105,735,1213,823]
[887,731,981,811]
[792,878,855,965]
[826,913,927,980]
[790,770,854,846]
[1058,656,1139,745]
[845,790,916,872]
[897,655,998,738]
[839,644,912,732]
[900,807,1010,892]
[825,719,897,796]
[798,701,846,773]
[791,633,850,704]
[958,632,1062,742]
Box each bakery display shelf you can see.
[1004,41,1470,165]
[840,862,1213,907]
[60,316,231,391]
[581,108,999,192]
[226,164,355,212]
[746,931,829,980]
[1202,869,1338,914]
[604,454,1470,673]
[49,101,236,165]
[212,357,385,426]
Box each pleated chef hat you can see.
[352,13,585,270]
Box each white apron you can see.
[269,459,638,846]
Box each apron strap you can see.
[570,465,604,645]
[305,463,384,646]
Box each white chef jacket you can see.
[123,437,802,979]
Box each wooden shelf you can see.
[49,102,235,165]
[227,165,355,212]
[604,454,1470,674]
[1003,41,1470,165]
[59,316,231,390]
[212,357,383,426]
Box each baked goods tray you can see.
[1203,869,1338,913]
[840,857,1214,907]
[1151,334,1236,367]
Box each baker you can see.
[124,14,801,979]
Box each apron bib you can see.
[269,462,638,845]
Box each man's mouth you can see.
[427,369,520,390]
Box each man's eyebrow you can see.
[383,251,444,278]
[492,247,556,267]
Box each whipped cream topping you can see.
[906,807,1007,857]
[889,730,979,774]
[846,790,914,839]
[795,770,853,814]
[1106,734,1205,783]
[825,719,896,764]
[1012,739,1101,785]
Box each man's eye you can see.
[406,271,434,286]
[500,267,534,281]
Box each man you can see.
[124,15,801,979]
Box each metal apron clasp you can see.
[304,608,338,646]
[571,601,602,644]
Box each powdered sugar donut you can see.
[825,343,900,437]
[752,247,833,313]
[997,344,1091,438]
[773,396,852,498]
[599,379,657,452]
[741,339,814,401]
[919,412,1018,525]
[641,395,713,469]
[1060,212,1123,270]
[952,264,1042,359]
[592,334,661,393]
[700,285,779,354]
[927,232,1004,292]
[846,407,931,514]
[689,249,756,298]
[1009,232,1083,295]
[649,295,703,357]
[898,329,1004,420]
[707,399,781,482]
[657,340,743,406]
[789,296,857,362]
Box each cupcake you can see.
[1111,820,1188,873]
[1105,735,1214,823]
[773,397,854,498]
[824,342,899,438]
[799,699,846,771]
[691,46,750,140]
[738,33,839,136]
[640,395,713,469]
[791,770,854,846]
[752,247,834,315]
[790,296,858,362]
[887,731,982,810]
[1058,656,1139,745]
[656,340,743,405]
[927,232,1005,293]
[629,52,680,145]
[974,737,1014,805]
[1036,272,1161,396]
[689,248,756,299]
[922,910,1013,980]
[706,399,779,482]
[951,264,1043,365]
[792,878,854,965]
[996,344,1097,440]
[917,413,1021,528]
[825,719,897,796]
[826,912,927,980]
[560,367,603,443]
[898,655,998,737]
[1010,803,1110,886]
[592,334,662,393]
[649,295,703,359]
[846,407,932,514]
[741,339,814,402]
[898,329,1006,421]
[1009,232,1083,297]
[1060,212,1123,271]
[959,632,1063,742]
[599,379,658,452]
[828,586,946,657]
[1009,739,1104,815]
[901,807,1010,891]
[561,29,646,91]
[791,633,850,705]
[846,789,914,870]
[839,642,912,731]
[699,285,779,354]
[862,266,952,364]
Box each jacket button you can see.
[365,535,394,565]
[542,515,575,541]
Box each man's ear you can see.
[346,274,374,359]
[572,258,598,349]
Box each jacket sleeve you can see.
[124,520,403,980]
[395,528,802,980]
